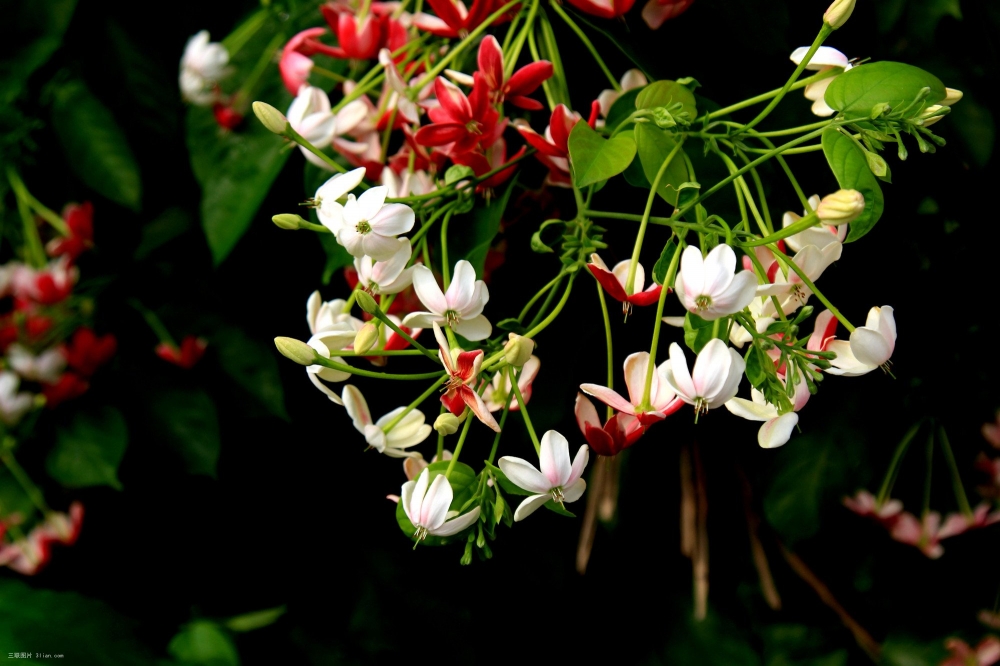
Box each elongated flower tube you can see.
[587,254,662,313]
[498,430,589,521]
[580,351,682,426]
[403,260,491,340]
[342,385,431,457]
[663,339,745,417]
[674,245,757,321]
[432,323,500,431]
[402,468,481,541]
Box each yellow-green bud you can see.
[503,333,535,367]
[816,189,865,226]
[823,0,855,28]
[919,105,948,127]
[355,291,379,315]
[274,336,317,365]
[434,413,463,435]
[252,101,289,135]
[353,322,379,354]
[943,88,963,106]
[272,213,304,230]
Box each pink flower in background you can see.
[402,468,481,540]
[941,636,1000,666]
[890,511,945,559]
[565,0,635,21]
[514,104,580,187]
[157,336,208,369]
[642,0,694,30]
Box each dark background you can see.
[3,0,1000,663]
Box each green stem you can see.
[285,126,349,174]
[382,375,450,433]
[876,422,922,506]
[222,8,268,55]
[311,65,348,83]
[640,243,680,408]
[754,119,833,137]
[487,384,516,465]
[768,245,853,332]
[233,32,284,108]
[705,70,838,120]
[583,209,728,235]
[938,426,974,518]
[548,2,619,90]
[740,144,824,155]
[596,281,614,421]
[483,272,576,371]
[408,201,458,247]
[445,412,475,480]
[440,208,455,289]
[509,367,540,454]
[922,430,934,520]
[626,137,685,295]
[325,348,425,357]
[367,307,438,361]
[22,192,69,236]
[311,356,444,380]
[740,211,820,247]
[737,25,833,132]
[518,271,565,322]
[537,8,571,108]
[128,299,178,346]
[0,449,50,515]
[504,0,538,79]
[6,167,47,268]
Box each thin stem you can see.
[768,245,853,331]
[382,375,450,433]
[285,126,349,174]
[367,307,437,361]
[509,367,540,454]
[740,212,820,247]
[548,2,619,90]
[22,192,69,236]
[938,427,974,518]
[440,208,455,288]
[922,430,935,520]
[487,382,516,464]
[754,119,833,137]
[6,167,47,268]
[324,348,425,357]
[311,65,348,83]
[128,299,177,346]
[705,69,838,120]
[740,143,824,155]
[526,23,556,111]
[596,281,614,421]
[0,449,50,515]
[641,240,681,408]
[876,422,922,506]
[504,0,538,79]
[626,137,685,295]
[311,356,444,380]
[222,8,268,55]
[445,413,475,480]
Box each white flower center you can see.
[695,295,712,310]
[356,220,372,234]
[550,487,565,504]
[413,525,429,541]
[444,309,460,327]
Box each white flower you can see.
[827,306,896,376]
[341,385,430,457]
[402,468,481,541]
[756,242,842,317]
[328,186,416,261]
[790,46,852,116]
[782,195,847,252]
[0,372,33,427]
[498,430,589,521]
[287,85,338,168]
[725,388,803,449]
[353,239,414,295]
[378,49,420,125]
[663,339,745,417]
[674,244,758,321]
[381,167,434,199]
[179,31,229,105]
[304,292,364,404]
[403,260,492,341]
[314,168,367,231]
[7,344,65,384]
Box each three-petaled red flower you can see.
[477,35,552,110]
[414,74,502,156]
[433,323,500,431]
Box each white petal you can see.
[759,413,799,449]
[539,430,572,487]
[665,343,697,402]
[356,186,388,221]
[498,456,552,494]
[513,494,550,522]
[701,244,738,298]
[790,46,849,70]
[316,168,365,204]
[341,384,372,433]
[567,445,590,486]
[420,474,453,530]
[370,203,415,237]
[850,327,892,367]
[445,260,478,311]
[725,397,777,422]
[623,352,651,406]
[562,477,587,503]
[691,338,732,400]
[411,265,447,314]
[361,232,406,262]
[452,314,492,341]
[431,506,481,536]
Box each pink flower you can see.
[513,104,580,187]
[432,323,499,431]
[581,351,683,426]
[412,0,510,39]
[498,430,589,521]
[890,511,945,559]
[279,28,328,95]
[320,5,385,61]
[843,489,903,527]
[941,637,1000,666]
[641,0,694,30]
[938,504,1000,539]
[483,356,539,412]
[565,0,635,20]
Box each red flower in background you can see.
[156,336,208,369]
[413,0,511,38]
[320,4,385,61]
[565,0,635,20]
[476,35,552,110]
[514,103,580,187]
[212,102,244,130]
[279,28,329,95]
[46,202,94,262]
[42,373,89,409]
[11,258,77,306]
[575,393,645,457]
[63,328,117,377]
[452,137,525,192]
[415,74,503,156]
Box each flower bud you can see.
[252,101,289,135]
[434,412,463,435]
[816,189,865,226]
[823,0,855,28]
[503,333,535,367]
[354,322,379,354]
[919,105,948,127]
[943,88,963,106]
[274,336,317,365]
[355,290,379,315]
[272,213,304,230]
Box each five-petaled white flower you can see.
[755,242,842,317]
[7,344,65,384]
[402,468,481,541]
[498,430,589,521]
[315,168,366,229]
[341,385,431,457]
[403,260,492,341]
[663,339,745,417]
[179,31,230,106]
[674,244,758,321]
[353,239,415,295]
[827,306,897,376]
[329,186,416,261]
[304,292,363,404]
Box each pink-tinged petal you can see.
[498,457,552,494]
[790,46,849,70]
[401,312,441,330]
[539,430,572,487]
[612,260,644,294]
[411,12,456,37]
[641,0,691,29]
[678,245,706,298]
[420,473,453,529]
[370,203,415,236]
[759,413,798,449]
[453,314,492,341]
[508,95,545,111]
[562,477,587,503]
[412,265,448,314]
[356,185,388,221]
[938,513,972,539]
[549,104,580,152]
[588,264,629,303]
[431,322,452,365]
[579,384,635,415]
[445,259,477,311]
[280,51,315,96]
[400,479,418,523]
[575,392,602,431]
[361,232,406,262]
[628,285,663,307]
[808,309,838,351]
[623,352,651,407]
[707,270,757,319]
[477,35,504,93]
[701,244,738,297]
[425,0,467,31]
[665,343,697,402]
[341,384,373,433]
[432,506,481,536]
[513,120,564,157]
[454,349,484,381]
[461,387,501,431]
[691,338,731,399]
[725,397,776,422]
[567,445,590,486]
[505,61,554,98]
[849,327,892,367]
[513,493,551,521]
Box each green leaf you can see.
[212,325,289,420]
[0,467,35,518]
[223,606,287,633]
[543,500,575,518]
[635,80,698,120]
[50,79,142,211]
[744,344,767,387]
[634,123,690,205]
[449,177,517,278]
[0,0,78,107]
[676,181,701,209]
[0,578,165,665]
[169,620,240,666]
[880,635,948,666]
[134,207,193,260]
[444,164,475,185]
[652,238,678,286]
[568,121,637,189]
[47,406,128,490]
[496,318,527,335]
[821,129,885,242]
[146,388,221,477]
[605,87,643,132]
[683,312,717,353]
[824,61,946,118]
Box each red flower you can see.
[212,102,244,129]
[320,4,385,61]
[565,0,635,20]
[0,503,83,576]
[0,313,52,351]
[513,104,581,186]
[432,324,499,431]
[42,373,89,408]
[587,254,663,309]
[452,137,525,192]
[63,328,117,377]
[413,0,512,38]
[575,393,646,457]
[414,74,503,156]
[10,258,77,306]
[476,36,552,110]
[156,336,208,369]
[46,202,94,261]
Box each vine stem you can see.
[596,281,614,421]
[640,240,681,409]
[445,413,475,480]
[382,375,450,433]
[767,244,854,332]
[509,366,540,454]
[875,422,922,506]
[548,2,619,90]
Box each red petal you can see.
[414,123,468,147]
[425,0,467,32]
[548,104,577,152]
[454,349,484,380]
[505,61,553,98]
[587,99,601,128]
[515,123,564,157]
[587,264,629,303]
[434,76,472,121]
[508,96,544,111]
[584,423,617,457]
[477,35,505,94]
[441,389,466,416]
[627,285,663,307]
